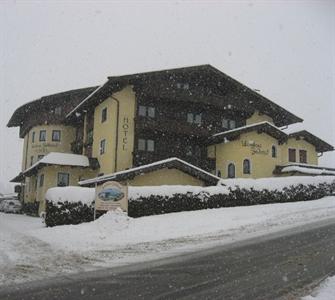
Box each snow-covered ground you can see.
[302,276,335,300]
[1,196,335,287]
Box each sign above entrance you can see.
[95,181,128,212]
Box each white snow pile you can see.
[30,196,335,252]
[45,186,95,205]
[220,176,335,191]
[302,276,335,300]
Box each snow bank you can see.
[45,176,335,205]
[302,276,335,300]
[220,176,335,191]
[45,186,95,205]
[281,166,335,176]
[31,196,335,252]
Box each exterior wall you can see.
[21,124,76,171]
[92,86,136,175]
[212,130,320,179]
[125,168,205,186]
[214,131,281,179]
[246,111,274,125]
[282,137,318,165]
[35,165,97,213]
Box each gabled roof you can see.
[7,87,98,128]
[66,64,302,127]
[79,157,220,186]
[10,152,98,181]
[208,121,287,145]
[287,130,334,152]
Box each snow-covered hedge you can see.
[45,187,95,227]
[44,177,335,226]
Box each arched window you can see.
[272,145,277,158]
[243,159,251,174]
[228,163,235,178]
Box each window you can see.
[39,130,46,142]
[222,118,236,129]
[228,163,236,178]
[100,139,106,155]
[299,150,307,163]
[39,174,44,187]
[30,156,34,166]
[138,105,155,118]
[138,139,146,151]
[288,148,296,162]
[186,145,193,156]
[101,107,107,123]
[52,130,61,142]
[271,145,277,158]
[55,106,62,115]
[138,139,155,152]
[148,107,155,118]
[32,131,35,143]
[229,120,236,129]
[87,130,93,144]
[38,155,44,161]
[217,170,221,178]
[147,140,155,152]
[243,159,251,174]
[222,118,229,129]
[187,113,202,125]
[57,173,69,187]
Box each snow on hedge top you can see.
[46,186,95,205]
[220,176,335,191]
[24,152,89,173]
[45,176,335,205]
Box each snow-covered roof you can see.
[79,157,220,186]
[281,166,335,176]
[66,81,108,118]
[209,121,287,145]
[23,152,90,175]
[275,163,335,176]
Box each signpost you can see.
[94,181,128,219]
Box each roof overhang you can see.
[65,64,303,127]
[208,121,287,145]
[288,130,334,153]
[274,163,335,176]
[7,87,98,128]
[79,157,220,187]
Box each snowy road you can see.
[1,217,335,300]
[1,196,335,288]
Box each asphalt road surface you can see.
[1,218,335,300]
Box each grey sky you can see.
[1,0,334,192]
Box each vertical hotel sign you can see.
[95,181,128,212]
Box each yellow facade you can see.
[125,168,205,186]
[246,111,274,125]
[24,165,97,212]
[21,124,76,171]
[211,130,318,179]
[92,86,136,175]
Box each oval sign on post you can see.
[95,181,128,212]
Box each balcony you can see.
[135,116,215,138]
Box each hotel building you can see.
[8,65,334,212]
